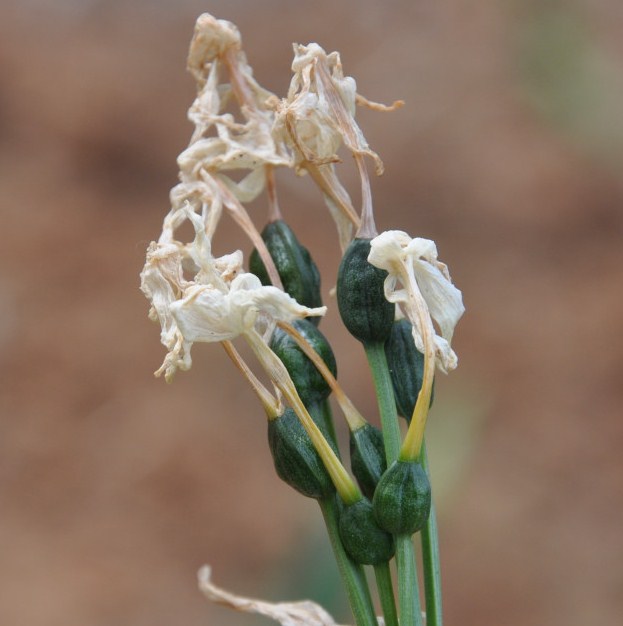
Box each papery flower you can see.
[368,230,464,374]
[140,209,325,382]
[171,273,326,352]
[167,12,293,255]
[276,43,384,173]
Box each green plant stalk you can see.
[363,342,402,461]
[373,561,399,626]
[319,498,378,626]
[395,534,423,626]
[419,441,443,626]
[363,341,422,626]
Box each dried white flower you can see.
[140,210,325,381]
[368,230,464,374]
[277,43,383,174]
[274,43,401,249]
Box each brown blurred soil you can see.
[1,2,622,625]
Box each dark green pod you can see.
[270,319,337,407]
[385,319,434,422]
[349,424,386,500]
[372,460,431,535]
[338,497,395,565]
[250,220,322,319]
[337,238,395,344]
[267,408,334,499]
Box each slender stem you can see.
[364,340,422,626]
[420,441,443,626]
[319,498,378,626]
[209,174,283,289]
[395,534,423,626]
[265,165,282,222]
[399,263,436,462]
[354,154,376,239]
[220,341,280,418]
[373,561,399,626]
[363,341,401,463]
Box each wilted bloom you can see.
[140,209,325,381]
[275,43,402,250]
[368,230,465,374]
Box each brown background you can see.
[1,1,622,625]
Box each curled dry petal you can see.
[172,11,292,257]
[171,273,326,346]
[368,230,465,374]
[275,43,400,248]
[198,566,352,626]
[187,14,241,84]
[141,209,325,381]
[277,43,384,173]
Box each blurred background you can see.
[1,0,622,624]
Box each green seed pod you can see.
[250,220,322,320]
[338,497,395,565]
[337,238,395,344]
[373,460,431,535]
[270,319,337,407]
[267,408,335,499]
[385,319,434,422]
[349,423,386,500]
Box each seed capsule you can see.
[267,408,334,499]
[338,497,395,565]
[349,423,386,500]
[250,220,322,320]
[372,460,431,535]
[337,238,395,344]
[270,319,337,407]
[384,319,434,422]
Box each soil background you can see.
[1,1,622,625]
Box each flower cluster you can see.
[140,13,464,626]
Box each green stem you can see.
[363,341,402,462]
[373,561,399,626]
[395,534,423,626]
[420,441,443,626]
[363,340,422,626]
[319,498,378,626]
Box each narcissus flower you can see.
[368,230,465,374]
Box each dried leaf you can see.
[198,566,348,626]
